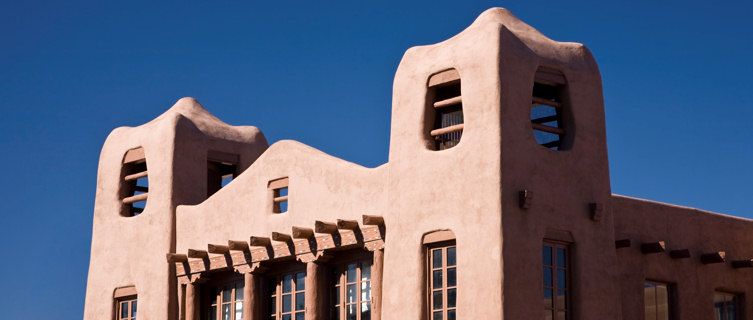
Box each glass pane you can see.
[269,297,276,313]
[295,312,304,320]
[447,288,456,308]
[223,286,232,303]
[556,248,566,267]
[334,286,340,305]
[433,270,443,289]
[447,268,456,287]
[268,278,277,296]
[361,281,372,301]
[543,246,552,266]
[347,284,357,303]
[210,306,217,320]
[362,261,372,280]
[361,302,371,320]
[447,247,456,266]
[347,264,357,283]
[557,269,566,288]
[223,304,231,320]
[121,302,129,318]
[236,284,244,300]
[347,304,357,320]
[295,273,305,291]
[131,301,137,317]
[544,310,553,320]
[433,290,442,310]
[556,290,567,309]
[544,288,553,308]
[448,309,456,320]
[283,275,293,293]
[656,285,668,320]
[334,270,341,285]
[235,302,243,320]
[432,249,443,268]
[212,291,218,304]
[557,311,566,320]
[282,315,291,320]
[544,267,553,287]
[295,292,305,311]
[433,311,443,320]
[333,307,339,319]
[283,294,291,312]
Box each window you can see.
[426,69,463,150]
[114,286,137,320]
[269,177,289,213]
[644,281,670,320]
[267,271,305,320]
[120,147,148,216]
[428,243,457,320]
[207,151,239,197]
[207,279,244,320]
[531,66,567,150]
[714,291,739,320]
[543,243,569,320]
[332,259,373,320]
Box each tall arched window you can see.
[423,230,457,320]
[120,147,148,216]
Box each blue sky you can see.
[0,1,751,318]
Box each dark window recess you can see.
[269,177,289,214]
[207,151,239,197]
[428,69,463,150]
[121,147,148,217]
[531,67,567,150]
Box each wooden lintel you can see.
[249,236,272,247]
[166,253,188,263]
[272,232,292,243]
[732,259,753,268]
[615,239,631,249]
[315,221,338,234]
[228,240,249,251]
[641,241,666,254]
[292,226,314,239]
[701,251,726,264]
[669,249,691,259]
[362,215,385,226]
[207,244,229,254]
[187,249,208,259]
[337,219,360,230]
[519,189,533,209]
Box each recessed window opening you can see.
[531,67,567,150]
[121,147,148,217]
[266,271,306,320]
[543,242,570,320]
[423,230,457,320]
[207,151,239,197]
[268,177,289,214]
[427,69,463,150]
[204,273,244,320]
[331,251,374,320]
[114,286,137,320]
[714,291,739,320]
[644,281,671,320]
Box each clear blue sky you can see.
[1,1,751,318]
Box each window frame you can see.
[204,273,245,320]
[714,291,741,320]
[424,235,457,320]
[426,69,463,151]
[263,263,306,320]
[114,286,138,320]
[542,240,570,320]
[329,250,375,320]
[530,66,569,151]
[268,177,289,214]
[643,280,673,320]
[120,147,148,217]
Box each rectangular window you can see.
[531,67,567,150]
[268,177,289,213]
[644,281,670,320]
[117,296,137,320]
[543,243,569,320]
[714,291,739,320]
[429,244,457,320]
[427,69,463,150]
[208,281,244,320]
[121,147,148,216]
[332,260,373,320]
[267,271,305,320]
[207,151,239,197]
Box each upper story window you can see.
[644,281,671,320]
[543,242,569,320]
[423,230,457,320]
[114,286,137,320]
[120,147,148,217]
[426,69,463,150]
[331,253,374,320]
[531,67,568,150]
[269,177,289,214]
[207,151,239,197]
[266,270,305,320]
[714,291,739,320]
[207,279,245,320]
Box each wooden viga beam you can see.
[315,220,338,234]
[640,241,666,254]
[207,244,230,254]
[701,251,726,264]
[292,226,315,239]
[362,215,384,226]
[166,253,188,263]
[228,240,249,251]
[732,259,753,268]
[337,219,360,230]
[187,249,208,259]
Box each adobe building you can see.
[83,8,753,320]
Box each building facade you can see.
[83,8,753,320]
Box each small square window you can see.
[268,177,289,214]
